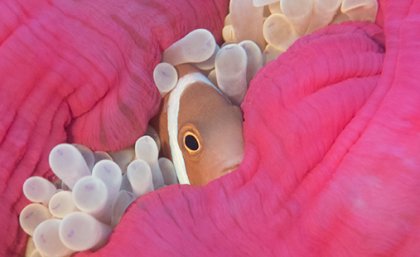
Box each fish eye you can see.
[183,132,200,153]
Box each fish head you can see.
[152,67,244,185]
[177,80,244,185]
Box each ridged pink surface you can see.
[2,0,420,256]
[0,0,227,255]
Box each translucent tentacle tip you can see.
[49,191,78,218]
[33,219,74,257]
[59,212,111,251]
[23,176,57,205]
[19,203,52,236]
[163,29,217,65]
[48,143,91,189]
[72,176,108,215]
[127,159,154,197]
[154,62,178,95]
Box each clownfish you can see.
[152,65,244,185]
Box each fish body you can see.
[152,65,244,185]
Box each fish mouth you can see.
[222,164,240,174]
